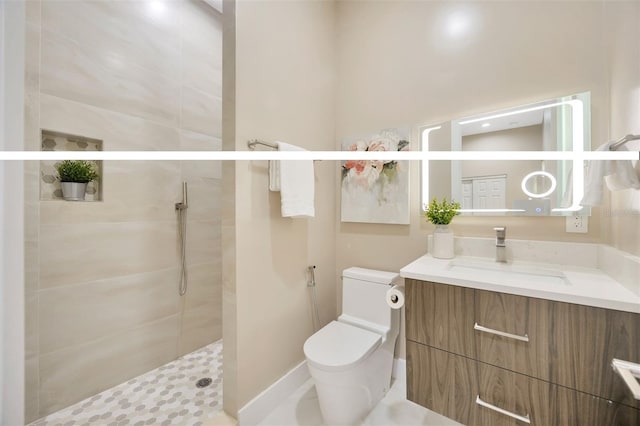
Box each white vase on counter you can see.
[431,225,454,259]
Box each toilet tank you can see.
[341,267,399,328]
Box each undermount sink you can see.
[447,258,570,286]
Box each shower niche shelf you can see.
[40,129,103,202]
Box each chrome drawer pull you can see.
[474,322,529,342]
[612,358,640,400]
[476,395,531,424]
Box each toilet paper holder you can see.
[386,284,405,309]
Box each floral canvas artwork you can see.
[341,128,410,224]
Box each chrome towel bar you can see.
[246,139,321,161]
[609,134,640,151]
[247,139,278,150]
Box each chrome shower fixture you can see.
[177,182,188,296]
[175,181,188,211]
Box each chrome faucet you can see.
[494,227,507,263]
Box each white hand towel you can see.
[581,142,640,206]
[269,160,280,192]
[276,142,315,218]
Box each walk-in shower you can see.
[23,0,223,423]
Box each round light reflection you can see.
[446,13,471,38]
[521,171,557,198]
[147,0,167,17]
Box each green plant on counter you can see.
[424,197,461,225]
[55,160,99,183]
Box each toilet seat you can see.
[304,321,381,372]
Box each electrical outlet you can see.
[566,215,588,233]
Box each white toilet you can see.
[303,267,400,425]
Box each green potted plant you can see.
[424,197,461,259]
[55,160,99,201]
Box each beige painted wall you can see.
[233,0,337,408]
[606,1,640,256]
[335,0,615,359]
[23,0,222,420]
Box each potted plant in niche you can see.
[425,197,461,259]
[55,160,99,201]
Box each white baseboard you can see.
[238,360,311,426]
[238,357,406,425]
[392,357,406,381]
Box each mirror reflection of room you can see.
[460,112,564,214]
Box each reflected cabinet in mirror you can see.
[422,92,591,216]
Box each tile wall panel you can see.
[40,94,181,151]
[38,267,180,354]
[186,219,221,266]
[24,3,42,420]
[181,86,223,137]
[183,46,223,98]
[41,0,181,80]
[179,305,222,357]
[25,356,40,423]
[181,0,223,58]
[39,316,179,415]
[40,29,180,125]
[185,261,222,311]
[39,221,177,289]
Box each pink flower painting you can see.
[341,128,410,224]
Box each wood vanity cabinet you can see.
[405,279,640,425]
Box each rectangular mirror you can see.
[422,92,591,216]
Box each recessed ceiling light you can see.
[481,123,491,128]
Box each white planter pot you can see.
[61,182,88,201]
[431,225,454,259]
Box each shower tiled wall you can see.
[23,0,222,421]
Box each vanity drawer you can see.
[407,341,640,426]
[405,279,476,357]
[474,289,640,409]
[474,289,552,381]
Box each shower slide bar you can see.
[609,134,640,151]
[176,182,188,296]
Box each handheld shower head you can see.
[175,182,188,210]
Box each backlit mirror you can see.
[422,92,591,216]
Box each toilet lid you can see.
[304,321,381,371]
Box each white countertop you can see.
[400,254,640,314]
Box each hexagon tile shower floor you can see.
[29,340,223,426]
